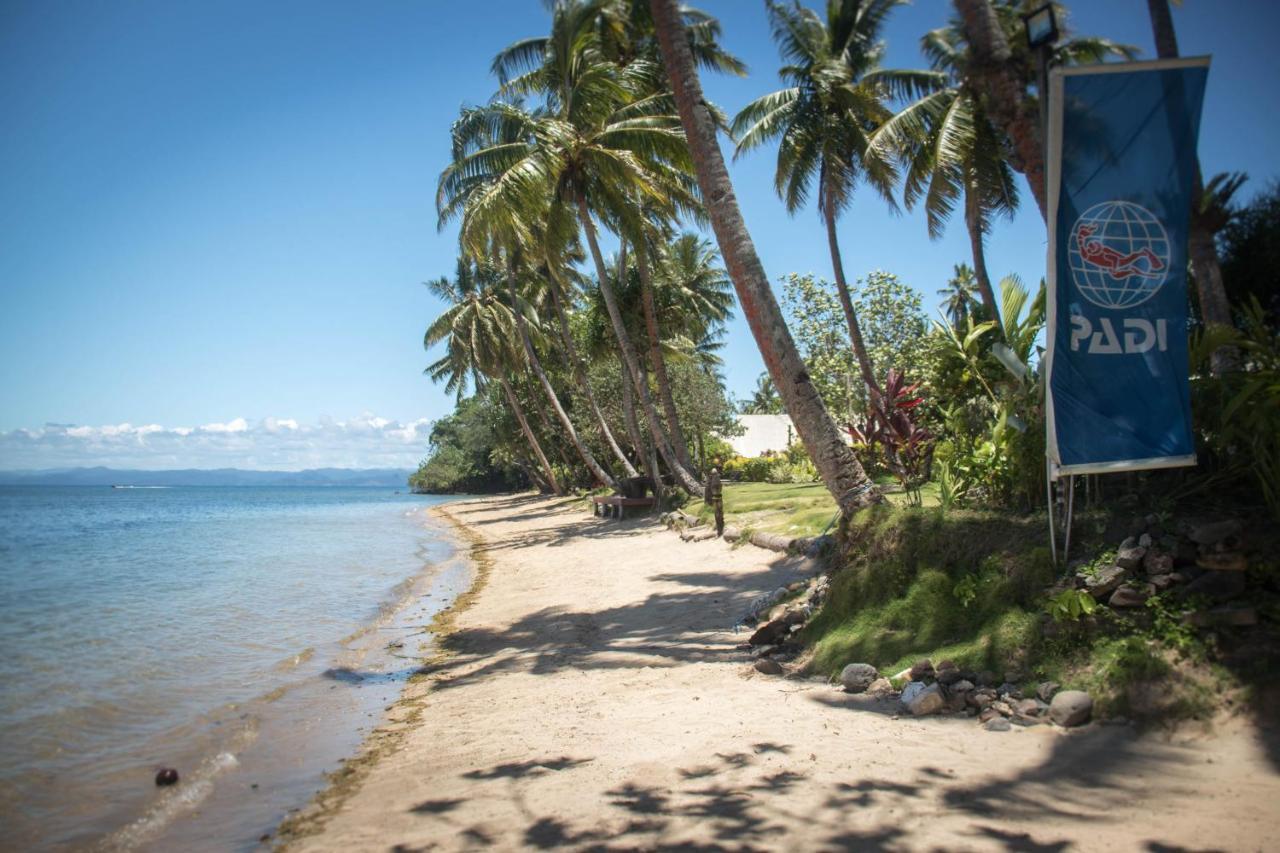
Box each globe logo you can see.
[1067,200,1170,309]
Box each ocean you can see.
[0,485,470,851]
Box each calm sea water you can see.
[0,486,469,851]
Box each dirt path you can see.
[290,494,1279,852]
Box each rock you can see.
[866,678,893,696]
[906,683,946,717]
[1183,606,1258,628]
[156,768,180,786]
[984,717,1012,732]
[754,659,783,676]
[1143,550,1175,575]
[899,681,926,708]
[968,690,995,710]
[1049,690,1093,727]
[1036,681,1060,702]
[978,707,1001,723]
[1082,565,1129,598]
[1196,552,1247,572]
[1108,584,1153,608]
[1011,714,1045,727]
[1149,573,1177,592]
[839,663,879,693]
[1015,698,1042,716]
[1138,533,1153,548]
[992,700,1014,717]
[1119,535,1138,551]
[1184,570,1247,602]
[976,671,997,688]
[747,618,788,646]
[1188,519,1242,546]
[750,645,777,659]
[1116,546,1147,570]
[909,659,936,682]
[951,679,975,694]
[996,682,1021,698]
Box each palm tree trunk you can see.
[822,192,882,404]
[650,0,881,516]
[963,179,1000,323]
[527,382,578,476]
[635,243,698,475]
[953,0,1047,221]
[1147,0,1234,375]
[506,265,617,489]
[618,353,664,502]
[499,376,562,495]
[576,198,703,494]
[545,268,640,475]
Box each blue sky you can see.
[2,0,1277,469]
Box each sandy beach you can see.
[281,493,1280,851]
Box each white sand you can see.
[288,493,1280,851]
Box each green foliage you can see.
[741,372,784,414]
[781,271,930,422]
[409,392,526,494]
[1044,589,1098,623]
[1190,296,1280,518]
[1218,179,1280,322]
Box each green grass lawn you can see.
[682,478,940,538]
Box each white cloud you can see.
[0,415,435,471]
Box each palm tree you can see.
[731,0,928,407]
[423,260,562,494]
[649,0,882,515]
[481,1,706,493]
[938,263,981,329]
[743,373,784,414]
[1147,0,1234,374]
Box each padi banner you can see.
[1045,57,1209,474]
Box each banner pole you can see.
[1046,459,1058,566]
[1063,475,1076,564]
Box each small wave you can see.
[272,647,316,672]
[96,750,242,852]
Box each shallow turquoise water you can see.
[0,485,466,850]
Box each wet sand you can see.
[283,493,1280,851]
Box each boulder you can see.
[839,663,880,694]
[866,678,894,696]
[936,661,962,686]
[754,659,784,676]
[1184,570,1247,602]
[991,700,1014,717]
[976,671,998,688]
[906,683,946,717]
[1143,551,1175,575]
[1138,533,1153,548]
[1116,546,1147,570]
[1015,698,1042,716]
[909,659,936,682]
[984,717,1012,732]
[1049,690,1093,727]
[1149,573,1177,592]
[1108,584,1153,608]
[1188,519,1242,546]
[1036,681,1060,702]
[1196,552,1247,572]
[899,681,927,709]
[1082,565,1129,599]
[951,679,975,695]
[996,682,1021,698]
[978,707,1001,723]
[747,609,805,646]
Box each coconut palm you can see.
[649,0,882,515]
[423,259,562,494]
[730,0,933,407]
[938,263,981,329]
[743,373,784,415]
[474,1,706,493]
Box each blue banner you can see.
[1045,58,1209,474]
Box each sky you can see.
[2,0,1278,470]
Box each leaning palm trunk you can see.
[822,193,883,404]
[618,353,664,503]
[506,266,617,490]
[963,179,1000,323]
[635,245,698,476]
[527,384,579,477]
[1147,0,1234,375]
[545,268,639,476]
[650,0,880,516]
[953,0,1047,220]
[498,376,562,495]
[576,200,703,494]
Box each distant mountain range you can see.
[0,467,414,487]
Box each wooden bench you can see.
[591,495,656,520]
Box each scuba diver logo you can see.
[1067,201,1170,309]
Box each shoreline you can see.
[273,495,502,847]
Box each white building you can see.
[727,414,796,457]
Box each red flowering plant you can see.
[847,369,935,504]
